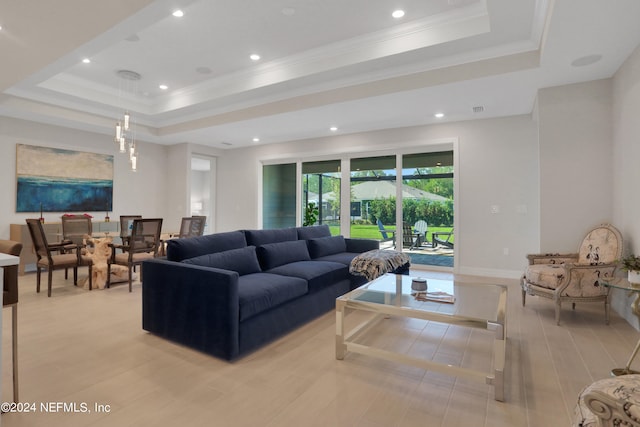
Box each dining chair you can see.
[178,216,206,238]
[61,214,92,245]
[0,239,22,402]
[25,219,79,297]
[61,214,93,284]
[119,215,142,247]
[108,218,163,292]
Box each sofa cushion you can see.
[237,273,308,321]
[257,240,311,270]
[297,225,331,240]
[244,228,298,246]
[267,260,348,293]
[307,236,346,258]
[166,231,247,262]
[182,246,261,276]
[315,252,361,266]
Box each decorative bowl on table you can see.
[411,277,427,291]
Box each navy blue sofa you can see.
[142,225,403,361]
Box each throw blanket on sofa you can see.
[349,250,410,281]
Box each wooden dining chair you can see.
[61,214,93,286]
[178,216,206,238]
[108,218,163,292]
[25,219,79,297]
[119,215,142,247]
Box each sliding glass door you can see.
[349,155,397,244]
[401,152,454,267]
[302,160,341,235]
[261,148,455,269]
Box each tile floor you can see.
[1,268,638,426]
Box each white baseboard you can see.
[456,266,523,280]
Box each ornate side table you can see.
[602,277,640,376]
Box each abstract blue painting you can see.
[16,144,114,212]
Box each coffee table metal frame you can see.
[335,273,507,401]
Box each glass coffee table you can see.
[336,273,508,401]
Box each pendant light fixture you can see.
[114,70,141,171]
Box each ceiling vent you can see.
[472,106,484,113]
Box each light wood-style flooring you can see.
[2,268,639,426]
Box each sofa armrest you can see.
[345,238,380,253]
[142,258,241,360]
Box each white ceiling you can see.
[1,0,640,149]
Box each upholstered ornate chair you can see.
[108,218,162,292]
[522,224,623,325]
[574,374,640,427]
[0,239,22,402]
[25,219,79,297]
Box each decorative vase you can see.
[628,270,640,284]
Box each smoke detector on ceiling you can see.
[116,70,142,81]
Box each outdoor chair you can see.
[413,220,428,246]
[433,228,454,249]
[522,223,623,325]
[108,218,163,292]
[1,239,22,402]
[25,219,79,297]
[376,219,395,247]
[402,222,420,250]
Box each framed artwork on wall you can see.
[16,144,114,212]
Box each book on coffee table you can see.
[411,291,456,304]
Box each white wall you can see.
[0,117,168,238]
[0,74,628,284]
[215,115,539,277]
[611,44,640,329]
[537,79,614,251]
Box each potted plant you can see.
[303,202,319,227]
[620,254,640,284]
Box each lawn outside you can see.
[328,224,454,245]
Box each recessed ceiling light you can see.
[330,126,338,132]
[250,54,261,61]
[196,66,212,74]
[82,58,91,64]
[392,10,405,19]
[282,7,296,16]
[159,84,168,90]
[172,10,184,17]
[252,137,260,143]
[434,112,445,118]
